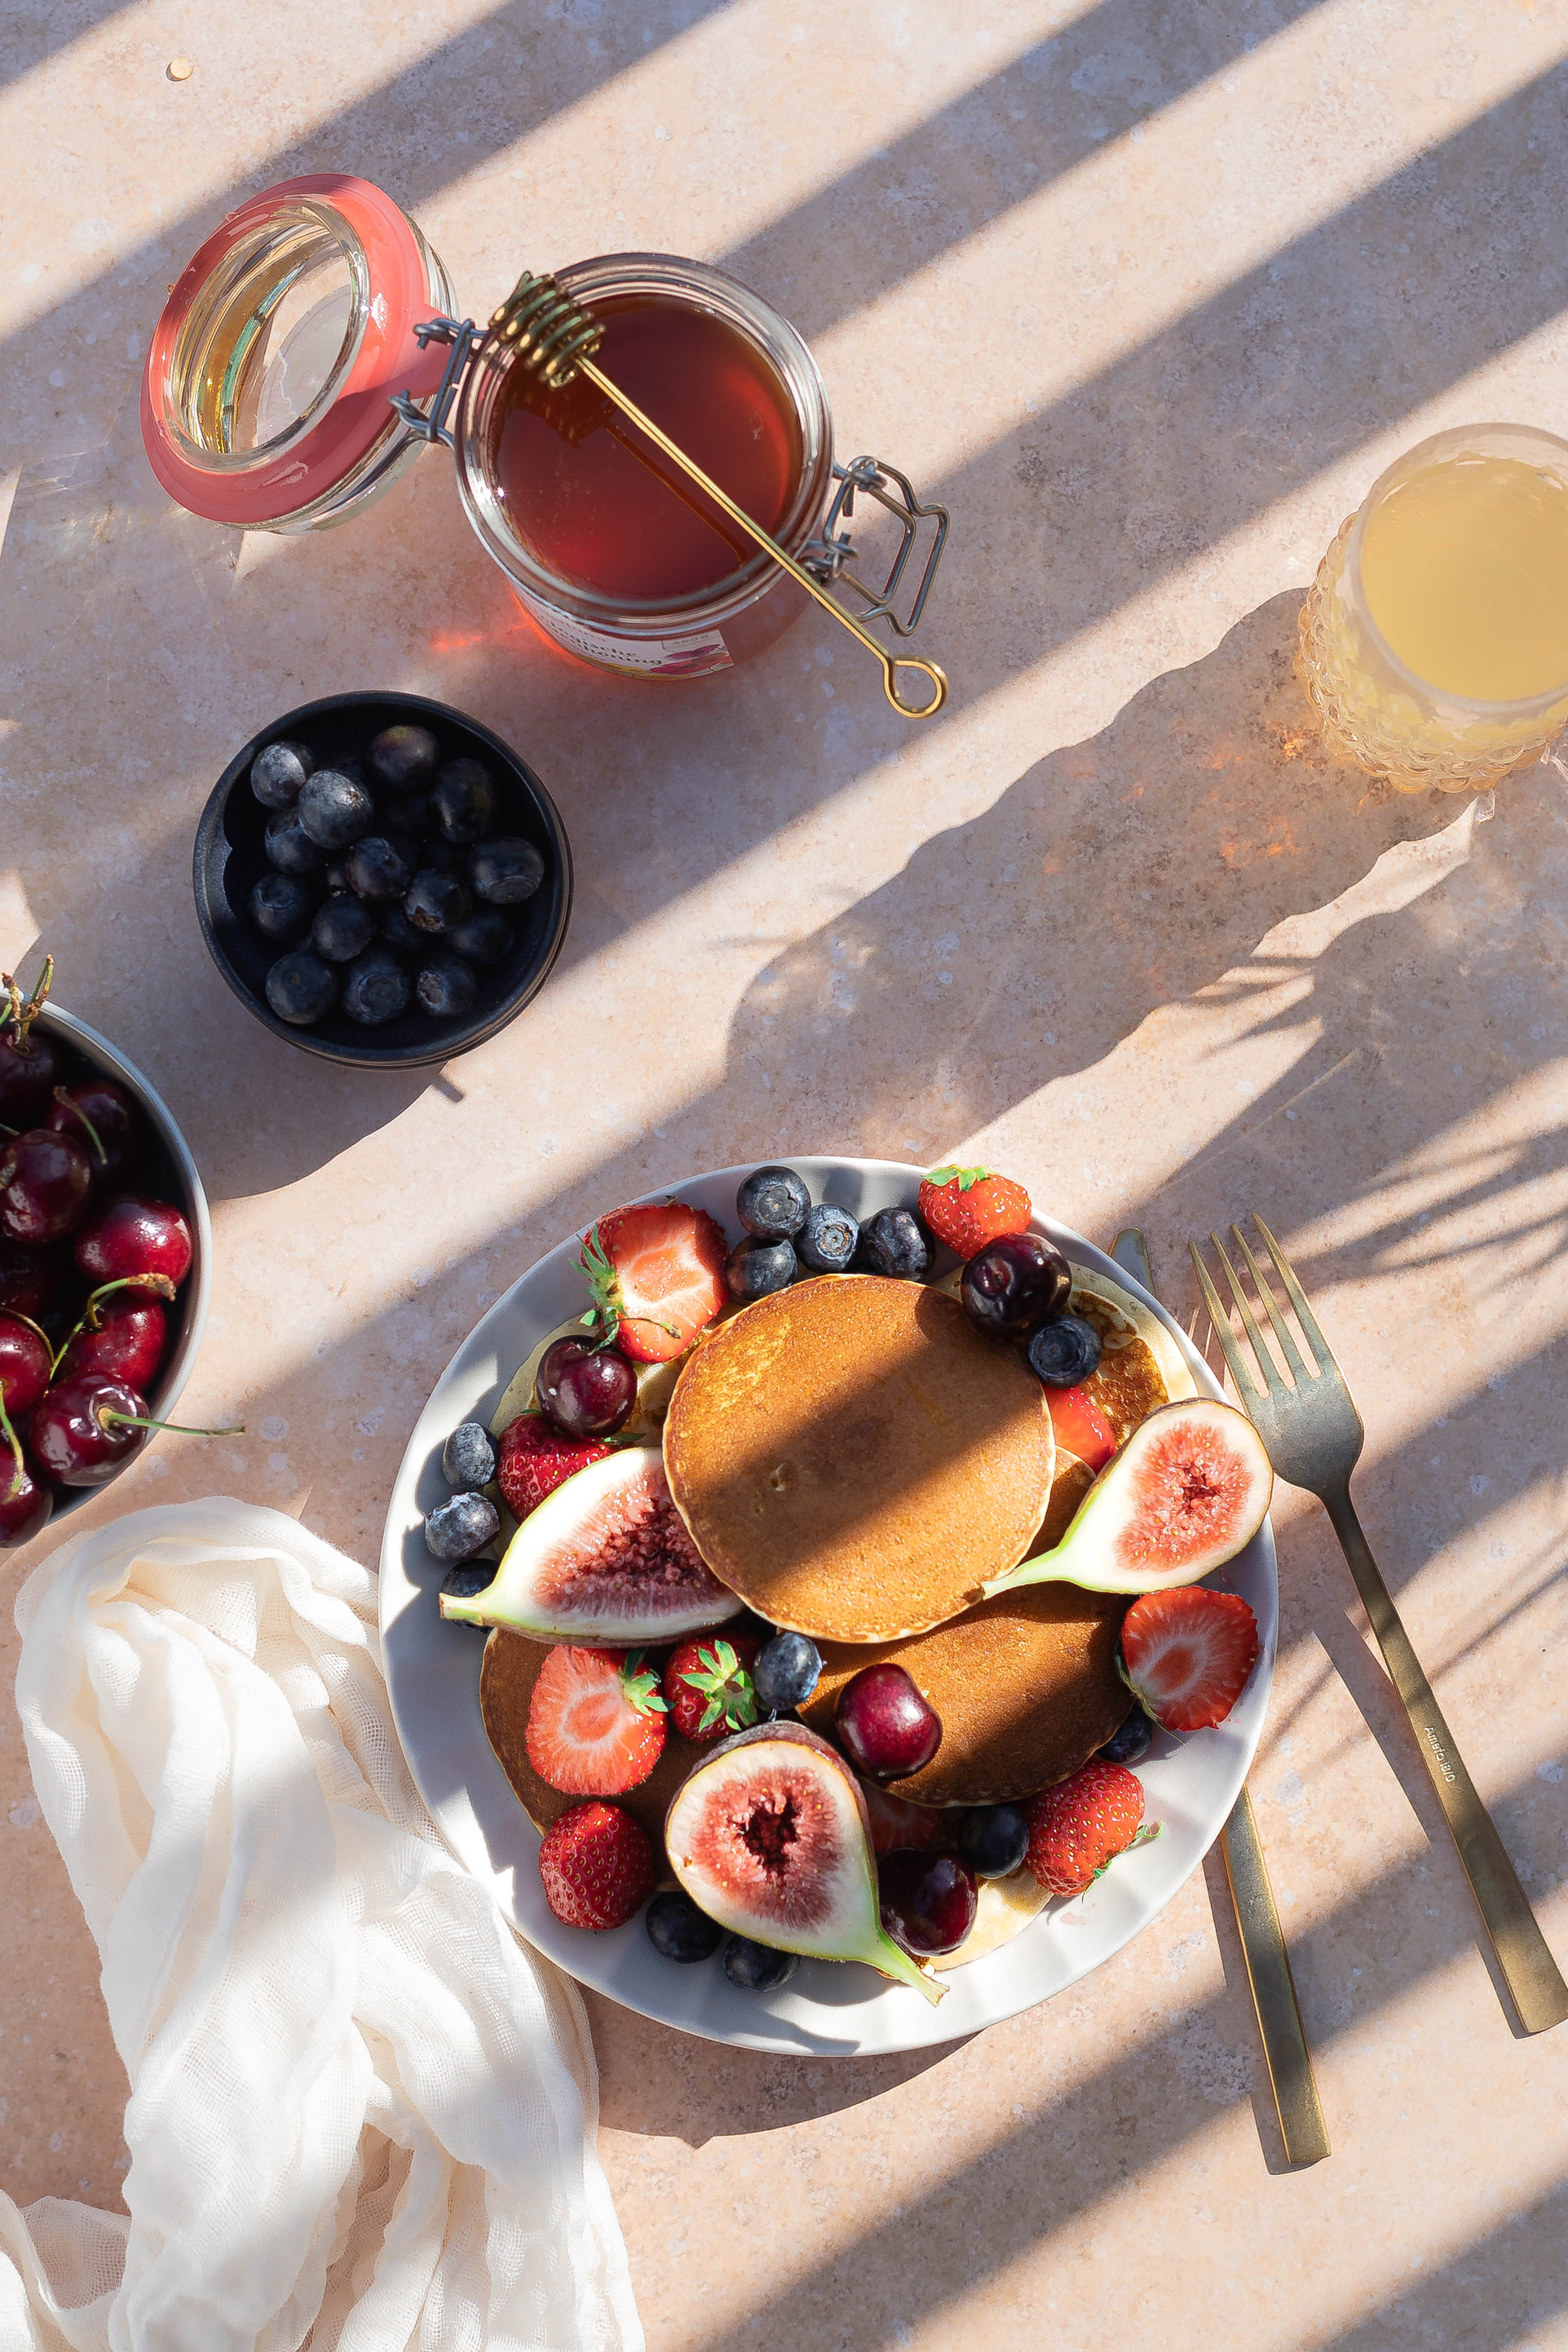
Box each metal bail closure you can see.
[800,458,951,642]
[388,312,485,450]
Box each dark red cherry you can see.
[0,1030,63,1129]
[30,1375,149,1484]
[55,1292,168,1392]
[46,1081,138,1193]
[73,1195,192,1291]
[537,1336,637,1438]
[0,1459,51,1547]
[0,1314,51,1419]
[960,1231,1071,1340]
[0,1237,68,1318]
[877,1850,978,1957]
[835,1664,943,1779]
[0,1129,93,1243]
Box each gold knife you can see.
[1110,1226,1330,2165]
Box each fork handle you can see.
[1324,1484,1568,2034]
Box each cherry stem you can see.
[5,1310,53,1358]
[1,957,53,1053]
[96,1408,244,1439]
[51,1276,175,1374]
[53,1086,105,1164]
[0,1395,23,1505]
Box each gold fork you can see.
[1190,1217,1568,2036]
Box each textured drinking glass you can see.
[1299,423,1568,794]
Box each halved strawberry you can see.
[664,1633,760,1742]
[1045,1383,1116,1471]
[1120,1585,1260,1732]
[497,1413,612,1522]
[580,1202,728,1364]
[525,1644,668,1794]
[917,1165,1032,1258]
[1025,1760,1148,1896]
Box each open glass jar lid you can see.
[143,175,949,687]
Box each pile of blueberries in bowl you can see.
[194,691,572,1070]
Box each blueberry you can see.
[432,758,499,845]
[417,954,479,1019]
[725,1236,796,1300]
[248,872,316,945]
[250,738,314,810]
[264,948,338,1026]
[346,835,413,904]
[645,1890,723,1964]
[468,838,545,905]
[448,909,515,968]
[384,789,434,838]
[721,1934,799,1992]
[426,1491,500,1563]
[298,767,375,851]
[264,807,327,874]
[1027,1313,1103,1387]
[381,904,426,956]
[341,947,411,1026]
[736,1165,811,1240]
[860,1205,930,1280]
[797,1202,859,1273]
[442,1421,497,1491]
[1098,1704,1155,1766]
[311,893,378,964]
[957,1804,1031,1880]
[440,1558,498,1609]
[752,1631,822,1713]
[368,723,440,792]
[405,869,472,935]
[324,860,349,893]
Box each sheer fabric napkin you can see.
[0,1499,643,2352]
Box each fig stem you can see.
[95,1408,245,1439]
[0,1395,23,1505]
[52,1086,105,1163]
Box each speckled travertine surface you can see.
[5,2,1568,2345]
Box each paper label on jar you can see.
[523,597,734,677]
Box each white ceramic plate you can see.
[379,1158,1277,2058]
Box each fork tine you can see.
[1231,1222,1311,1385]
[1187,1240,1261,1405]
[1252,1215,1341,1381]
[1210,1230,1289,1399]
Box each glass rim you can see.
[1345,420,1568,717]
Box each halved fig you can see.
[439,1444,743,1642]
[986,1399,1272,1598]
[665,1722,945,2005]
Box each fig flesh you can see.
[664,1722,945,2005]
[439,1443,744,1642]
[985,1398,1272,1598]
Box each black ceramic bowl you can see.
[193,691,572,1068]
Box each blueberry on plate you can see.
[347,835,413,904]
[752,1631,822,1712]
[368,723,440,793]
[440,1558,498,1608]
[416,954,479,1019]
[860,1205,930,1280]
[797,1201,859,1273]
[405,869,472,935]
[264,806,327,875]
[725,1236,796,1300]
[1098,1704,1155,1766]
[248,872,316,945]
[442,1421,497,1491]
[736,1165,811,1240]
[448,909,514,968]
[298,767,376,851]
[264,948,338,1026]
[311,893,378,964]
[468,838,545,905]
[432,758,498,845]
[426,1491,500,1563]
[1026,1313,1103,1387]
[645,1890,722,1964]
[722,1934,799,1992]
[250,738,314,810]
[957,1804,1030,1880]
[341,947,411,1026]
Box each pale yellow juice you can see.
[1359,453,1568,701]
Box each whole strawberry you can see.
[917,1165,1032,1258]
[538,1800,656,1930]
[497,1412,612,1521]
[664,1634,760,1742]
[1025,1760,1149,1897]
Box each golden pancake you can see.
[662,1275,1055,1642]
[798,1581,1131,1805]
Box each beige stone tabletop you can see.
[6,1,1568,2344]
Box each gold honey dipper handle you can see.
[488,273,949,721]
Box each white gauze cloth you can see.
[0,1499,643,2352]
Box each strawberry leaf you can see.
[675,1638,758,1731]
[620,1650,669,1715]
[925,1165,995,1191]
